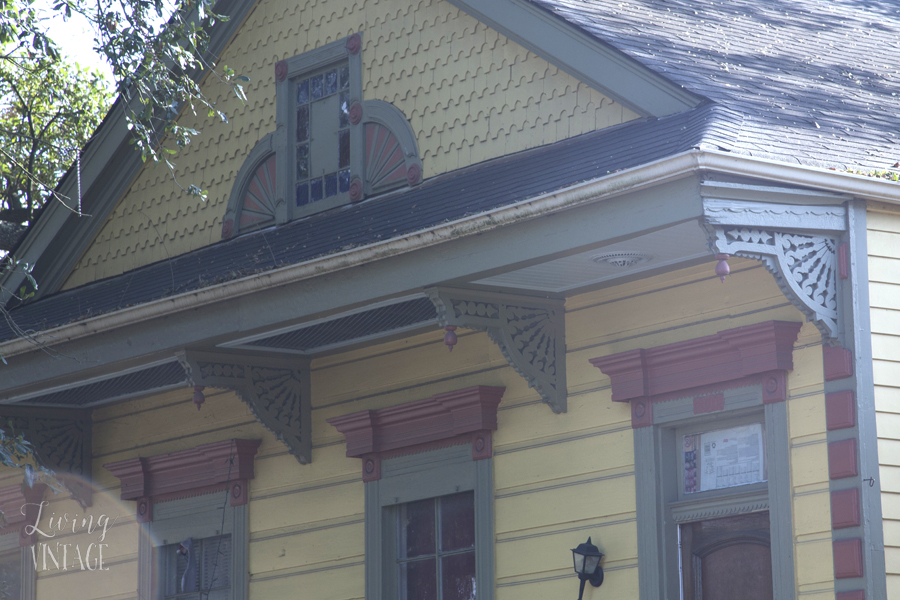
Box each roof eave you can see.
[446,0,703,117]
[0,0,260,306]
[0,148,896,360]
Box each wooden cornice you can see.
[0,481,47,546]
[104,438,261,523]
[328,386,505,481]
[590,321,802,402]
[589,321,802,427]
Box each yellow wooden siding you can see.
[31,257,831,599]
[61,0,637,290]
[869,202,900,596]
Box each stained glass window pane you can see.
[402,498,436,558]
[339,169,351,193]
[441,552,476,600]
[325,68,338,95]
[310,74,324,100]
[340,64,350,89]
[339,130,350,169]
[325,173,338,198]
[440,492,475,551]
[297,144,309,180]
[401,558,437,600]
[296,183,309,206]
[310,178,323,202]
[339,91,350,128]
[296,105,309,142]
[297,79,309,104]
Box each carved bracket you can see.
[0,406,92,508]
[327,386,505,481]
[104,439,261,523]
[427,288,566,413]
[702,198,848,344]
[177,350,311,464]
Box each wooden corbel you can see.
[177,350,311,464]
[427,287,567,413]
[0,406,92,508]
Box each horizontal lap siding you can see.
[35,258,828,600]
[868,204,900,597]
[62,0,636,289]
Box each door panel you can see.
[681,511,773,600]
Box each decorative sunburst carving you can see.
[239,155,277,230]
[708,226,839,340]
[428,288,567,413]
[177,351,311,464]
[365,123,408,193]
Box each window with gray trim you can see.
[276,34,364,221]
[222,33,424,240]
[0,526,33,600]
[632,385,794,600]
[138,494,248,600]
[365,445,493,600]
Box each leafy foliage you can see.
[0,51,112,241]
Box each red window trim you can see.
[104,438,261,523]
[328,385,505,481]
[589,320,802,428]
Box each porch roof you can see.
[0,102,736,343]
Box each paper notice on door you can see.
[700,424,765,491]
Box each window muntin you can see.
[294,61,352,208]
[162,535,232,600]
[398,492,476,600]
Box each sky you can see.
[34,0,116,86]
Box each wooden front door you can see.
[680,511,773,600]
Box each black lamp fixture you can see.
[571,536,604,600]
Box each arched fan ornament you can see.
[366,124,408,193]
[360,100,422,197]
[239,155,277,230]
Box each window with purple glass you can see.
[398,492,477,600]
[293,60,352,208]
[365,445,493,600]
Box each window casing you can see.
[275,35,364,221]
[0,541,31,600]
[365,445,493,600]
[224,33,424,240]
[633,386,794,600]
[139,494,248,600]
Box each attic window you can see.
[221,33,423,240]
[294,60,352,207]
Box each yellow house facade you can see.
[0,1,897,600]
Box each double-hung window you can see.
[366,445,493,600]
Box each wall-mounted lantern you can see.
[571,536,604,600]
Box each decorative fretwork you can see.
[427,288,566,413]
[702,197,848,344]
[707,226,839,341]
[177,351,311,463]
[0,406,92,507]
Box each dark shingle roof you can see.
[531,0,900,170]
[0,104,737,341]
[7,0,900,340]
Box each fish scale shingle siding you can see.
[62,0,636,290]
